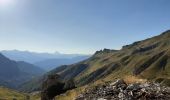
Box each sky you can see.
[0,0,170,54]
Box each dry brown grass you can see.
[55,86,87,100]
[123,75,147,84]
[0,86,26,100]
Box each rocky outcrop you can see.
[76,79,170,100]
[95,49,117,55]
[122,41,141,49]
[41,74,76,100]
[131,42,160,54]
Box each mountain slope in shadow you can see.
[0,53,45,89]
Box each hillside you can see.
[54,30,170,99]
[0,86,27,100]
[0,53,45,89]
[17,61,45,76]
[57,30,170,86]
[19,65,68,92]
[0,86,41,100]
[22,30,170,95]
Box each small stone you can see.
[139,83,150,88]
[118,92,125,99]
[130,91,133,96]
[110,79,126,87]
[127,83,141,91]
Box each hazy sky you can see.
[0,0,170,54]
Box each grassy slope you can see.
[30,93,41,100]
[55,30,170,100]
[0,86,27,100]
[76,31,170,83]
[0,86,41,100]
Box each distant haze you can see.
[1,50,90,63]
[1,50,91,71]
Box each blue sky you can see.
[0,0,170,54]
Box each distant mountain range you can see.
[34,56,90,71]
[1,50,91,71]
[1,50,90,63]
[20,30,170,93]
[0,53,45,89]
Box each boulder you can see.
[41,74,76,100]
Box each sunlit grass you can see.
[0,86,26,100]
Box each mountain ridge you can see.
[1,50,91,71]
[0,53,45,89]
[1,50,91,63]
[53,30,170,99]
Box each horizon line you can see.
[0,49,93,55]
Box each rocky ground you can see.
[76,79,170,100]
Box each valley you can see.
[1,0,170,99]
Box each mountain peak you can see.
[54,51,60,54]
